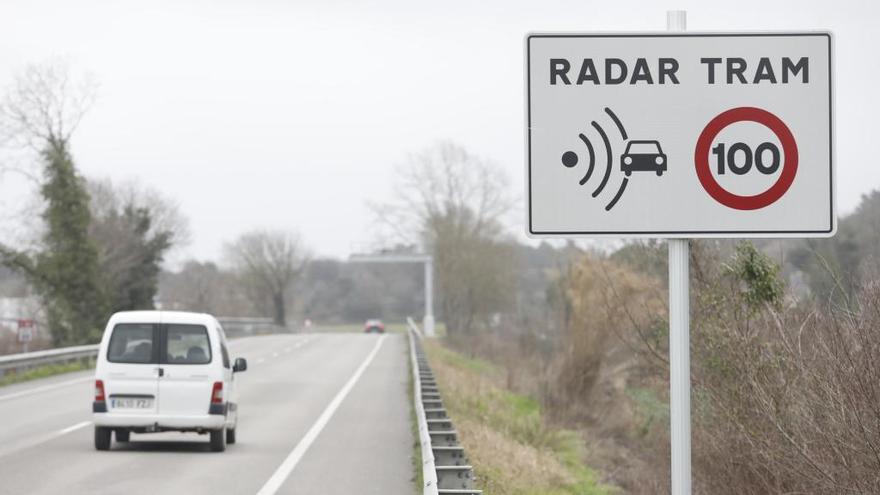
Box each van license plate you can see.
[111,398,153,409]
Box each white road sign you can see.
[526,33,834,237]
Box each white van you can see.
[92,311,247,452]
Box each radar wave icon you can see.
[560,107,666,211]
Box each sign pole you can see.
[666,11,691,495]
[668,237,691,495]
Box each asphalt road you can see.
[0,333,414,495]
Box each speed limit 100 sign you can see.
[526,33,834,237]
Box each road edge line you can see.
[58,421,92,435]
[255,334,388,495]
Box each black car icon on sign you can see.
[621,140,666,176]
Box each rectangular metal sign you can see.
[526,33,834,237]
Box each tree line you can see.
[0,62,185,346]
[0,62,310,346]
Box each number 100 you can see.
[713,142,781,175]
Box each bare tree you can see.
[373,141,517,336]
[158,260,251,315]
[87,178,190,312]
[224,230,309,326]
[0,60,106,345]
[374,141,513,243]
[88,178,190,249]
[0,58,97,153]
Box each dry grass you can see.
[425,340,615,495]
[689,288,880,494]
[428,242,880,494]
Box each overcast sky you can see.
[0,0,876,262]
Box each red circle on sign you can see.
[694,107,798,210]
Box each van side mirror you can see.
[233,357,248,373]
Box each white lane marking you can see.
[0,376,92,403]
[256,335,388,495]
[59,421,91,435]
[284,347,291,352]
[256,358,266,364]
[272,352,279,358]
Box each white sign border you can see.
[524,31,836,238]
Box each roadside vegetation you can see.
[425,234,880,494]
[0,62,187,349]
[371,141,880,493]
[0,62,311,352]
[425,340,614,495]
[0,359,94,387]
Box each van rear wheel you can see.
[226,427,236,444]
[95,426,111,451]
[210,428,226,452]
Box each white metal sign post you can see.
[524,11,834,495]
[666,13,691,495]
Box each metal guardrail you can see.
[407,321,481,495]
[406,317,424,339]
[0,344,99,377]
[0,317,287,378]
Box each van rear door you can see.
[157,324,216,417]
[104,323,160,415]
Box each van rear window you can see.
[108,324,156,364]
[165,325,211,364]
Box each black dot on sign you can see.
[561,151,578,168]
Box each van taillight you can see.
[211,381,223,404]
[95,380,106,402]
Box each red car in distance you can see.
[364,319,385,334]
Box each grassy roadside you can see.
[424,340,616,495]
[0,359,94,387]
